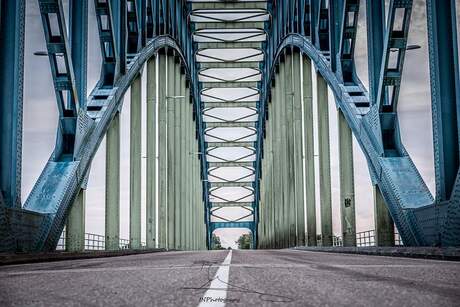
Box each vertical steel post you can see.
[338,110,356,246]
[426,0,460,202]
[293,51,306,246]
[146,56,157,249]
[174,61,181,249]
[130,74,142,249]
[158,52,168,248]
[179,71,186,250]
[374,185,395,246]
[69,0,88,108]
[366,1,385,104]
[303,55,317,246]
[278,59,288,248]
[66,189,86,252]
[167,54,175,249]
[106,113,121,250]
[316,72,332,246]
[285,52,296,247]
[0,0,25,209]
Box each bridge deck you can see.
[0,250,459,306]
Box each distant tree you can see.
[236,233,251,249]
[211,234,224,250]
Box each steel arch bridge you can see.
[0,0,459,252]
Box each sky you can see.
[20,1,459,249]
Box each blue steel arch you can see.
[24,36,199,251]
[1,0,459,251]
[254,0,459,247]
[16,0,211,251]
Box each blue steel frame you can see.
[1,0,459,251]
[255,0,459,247]
[0,0,210,252]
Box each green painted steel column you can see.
[167,54,175,250]
[66,189,86,252]
[130,74,142,249]
[273,80,282,249]
[278,58,288,248]
[303,55,317,246]
[268,94,275,248]
[316,72,333,247]
[374,185,395,246]
[179,72,186,250]
[146,56,157,248]
[174,62,181,249]
[293,52,306,246]
[338,110,356,246]
[285,52,296,247]
[106,113,120,250]
[185,88,191,250]
[158,52,167,248]
[259,159,265,248]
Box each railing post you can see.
[374,185,395,246]
[146,56,157,249]
[338,110,356,247]
[66,189,86,252]
[130,73,142,249]
[106,113,121,250]
[316,72,333,246]
[302,55,317,246]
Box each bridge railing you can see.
[316,230,403,247]
[56,231,146,251]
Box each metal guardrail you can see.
[316,230,404,247]
[56,230,146,251]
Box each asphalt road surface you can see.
[1,249,459,306]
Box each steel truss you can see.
[0,0,459,251]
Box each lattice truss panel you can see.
[190,0,269,229]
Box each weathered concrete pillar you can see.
[167,54,175,250]
[130,74,142,249]
[374,185,395,246]
[338,109,356,246]
[316,72,333,246]
[146,56,157,249]
[293,51,306,246]
[157,52,168,248]
[303,55,317,246]
[106,112,120,250]
[66,189,86,252]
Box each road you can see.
[0,249,459,306]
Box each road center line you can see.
[198,250,232,307]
